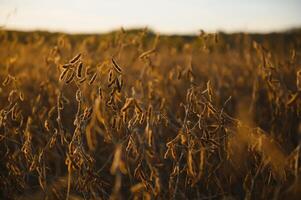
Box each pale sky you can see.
[0,0,301,34]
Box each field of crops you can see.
[0,29,301,199]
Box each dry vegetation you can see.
[0,28,301,199]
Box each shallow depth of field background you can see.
[0,1,301,200]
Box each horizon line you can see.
[3,25,301,36]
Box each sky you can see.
[0,0,301,34]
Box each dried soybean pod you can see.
[77,62,83,78]
[116,76,122,92]
[89,73,97,85]
[60,68,69,81]
[70,53,81,64]
[108,69,113,83]
[98,87,103,99]
[79,77,86,83]
[108,78,116,88]
[19,91,24,101]
[139,49,155,59]
[139,113,145,124]
[75,89,82,102]
[134,100,142,113]
[62,63,72,69]
[2,76,10,86]
[112,58,122,73]
[121,98,134,112]
[287,93,299,106]
[65,71,75,84]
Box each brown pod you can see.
[69,53,81,64]
[112,58,122,73]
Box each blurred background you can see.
[1,0,301,34]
